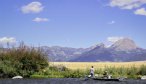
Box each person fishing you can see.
[90,66,94,78]
[103,70,109,78]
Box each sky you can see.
[0,0,146,48]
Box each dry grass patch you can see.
[50,61,146,70]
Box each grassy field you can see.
[31,61,146,78]
[50,61,146,70]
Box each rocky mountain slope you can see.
[41,46,91,61]
[40,38,146,62]
[71,38,146,62]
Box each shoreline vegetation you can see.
[0,43,49,78]
[32,63,146,79]
[0,43,146,79]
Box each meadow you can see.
[46,61,146,78]
[50,61,146,70]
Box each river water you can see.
[0,78,146,84]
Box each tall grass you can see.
[51,62,146,70]
[31,64,146,79]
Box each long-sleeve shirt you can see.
[90,68,94,74]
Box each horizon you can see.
[0,0,146,49]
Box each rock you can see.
[94,74,98,78]
[108,75,112,79]
[118,77,126,81]
[12,76,23,79]
[141,76,146,80]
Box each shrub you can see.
[139,65,146,75]
[0,43,49,78]
[63,69,85,78]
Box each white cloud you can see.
[0,37,17,45]
[134,8,146,16]
[109,0,146,9]
[21,2,44,14]
[33,17,49,22]
[108,21,115,24]
[107,36,124,43]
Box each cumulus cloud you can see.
[0,37,17,45]
[134,8,146,16]
[21,2,44,14]
[109,0,146,16]
[107,36,124,43]
[109,0,146,9]
[33,17,49,22]
[108,21,115,24]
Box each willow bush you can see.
[0,43,49,78]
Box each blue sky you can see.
[0,0,146,48]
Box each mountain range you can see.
[41,38,146,62]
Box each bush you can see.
[63,69,85,78]
[0,61,17,78]
[139,65,146,75]
[0,43,49,78]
